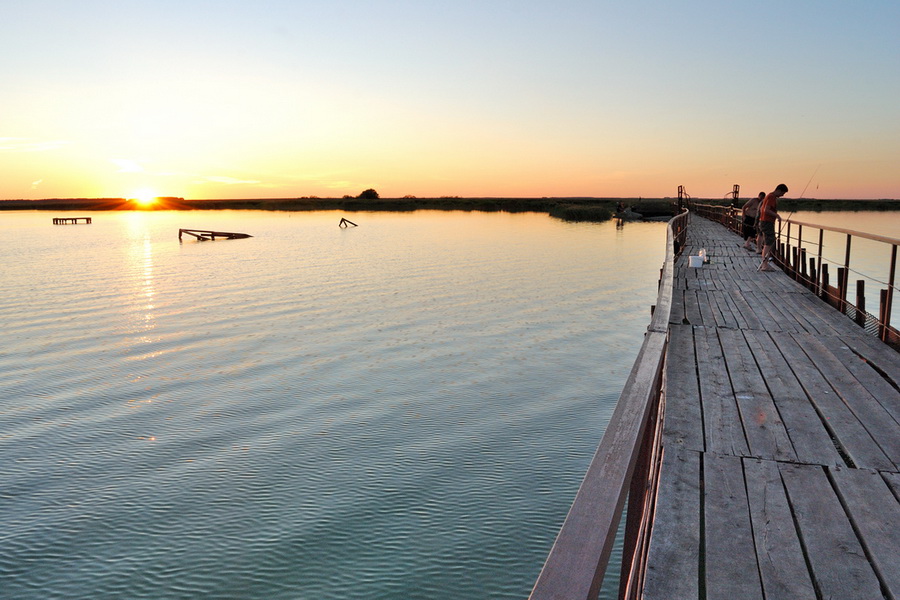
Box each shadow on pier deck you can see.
[530,214,900,600]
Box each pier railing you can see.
[528,208,688,600]
[776,219,899,348]
[684,200,899,349]
[686,201,741,231]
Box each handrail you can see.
[684,198,899,348]
[783,219,900,247]
[528,208,687,600]
[776,217,899,348]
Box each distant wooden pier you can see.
[178,228,252,241]
[530,212,900,599]
[53,217,91,224]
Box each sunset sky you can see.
[2,1,899,200]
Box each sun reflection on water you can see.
[123,214,159,350]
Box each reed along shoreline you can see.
[2,196,899,223]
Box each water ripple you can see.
[0,211,666,599]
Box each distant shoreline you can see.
[2,197,899,222]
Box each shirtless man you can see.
[741,192,764,250]
[758,183,789,272]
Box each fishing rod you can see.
[779,163,821,229]
[759,165,821,271]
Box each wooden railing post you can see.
[816,229,824,297]
[838,268,848,314]
[791,247,800,281]
[856,280,866,327]
[762,217,898,344]
[884,244,897,342]
[809,257,817,292]
[800,248,808,286]
[842,234,852,314]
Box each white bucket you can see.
[689,255,704,268]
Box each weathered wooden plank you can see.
[683,290,703,326]
[779,462,884,600]
[884,472,900,502]
[730,270,764,295]
[704,453,764,600]
[696,290,719,327]
[830,467,900,599]
[708,290,739,329]
[791,332,900,469]
[779,291,836,336]
[695,326,750,457]
[743,459,817,599]
[726,290,764,330]
[771,332,894,470]
[831,339,900,426]
[718,328,796,462]
[790,289,873,337]
[743,330,845,467]
[783,288,852,337]
[754,290,810,333]
[743,291,790,333]
[669,288,687,325]
[685,271,703,291]
[840,330,900,389]
[716,289,749,329]
[663,325,704,451]
[641,448,701,600]
[706,290,730,327]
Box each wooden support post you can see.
[791,246,799,281]
[816,229,824,297]
[856,280,866,327]
[821,263,830,301]
[800,248,808,281]
[886,244,897,343]
[785,222,791,267]
[880,289,889,341]
[842,234,852,314]
[808,256,816,292]
[838,267,848,314]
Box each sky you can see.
[2,1,899,200]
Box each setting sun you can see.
[131,189,157,207]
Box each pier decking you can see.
[530,214,900,600]
[644,216,900,599]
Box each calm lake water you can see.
[3,208,897,599]
[1,210,668,600]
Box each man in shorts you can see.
[741,192,764,250]
[758,183,789,272]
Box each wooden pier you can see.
[178,228,252,241]
[530,215,900,600]
[53,217,91,224]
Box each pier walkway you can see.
[530,214,900,600]
[645,216,900,599]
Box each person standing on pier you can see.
[758,183,789,271]
[741,192,764,251]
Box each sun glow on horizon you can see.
[131,189,157,207]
